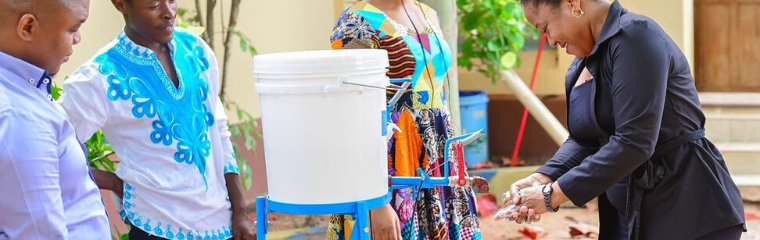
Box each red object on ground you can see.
[510,33,547,167]
[569,223,599,238]
[476,193,498,217]
[747,213,759,221]
[519,226,548,240]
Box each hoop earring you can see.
[572,8,585,18]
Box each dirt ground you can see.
[479,202,759,240]
[260,187,760,239]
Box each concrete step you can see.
[715,143,760,183]
[699,92,760,108]
[705,117,760,143]
[700,92,760,143]
[733,175,760,187]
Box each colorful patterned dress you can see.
[328,2,482,240]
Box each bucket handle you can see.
[342,78,410,108]
[341,78,409,91]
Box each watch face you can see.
[543,184,551,194]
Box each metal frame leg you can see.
[352,201,371,240]
[256,197,267,240]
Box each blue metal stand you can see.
[256,191,391,240]
[254,131,483,240]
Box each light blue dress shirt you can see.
[0,50,110,240]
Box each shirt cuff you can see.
[534,165,563,181]
[223,153,240,174]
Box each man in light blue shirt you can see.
[0,0,111,239]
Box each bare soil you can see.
[257,190,760,239]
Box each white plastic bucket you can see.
[253,49,390,205]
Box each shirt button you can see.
[47,94,53,101]
[43,78,50,84]
[29,78,34,84]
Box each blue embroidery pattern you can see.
[224,152,240,174]
[120,183,233,240]
[96,30,215,180]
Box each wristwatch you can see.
[542,183,559,213]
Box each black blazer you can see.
[535,1,745,239]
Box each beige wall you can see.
[221,0,338,120]
[56,0,693,117]
[56,0,339,120]
[459,0,695,96]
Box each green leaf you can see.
[105,156,116,171]
[487,41,499,51]
[461,10,483,31]
[248,46,257,56]
[242,163,252,190]
[177,8,187,17]
[501,52,518,68]
[236,108,244,120]
[239,39,248,52]
[505,1,518,15]
[244,135,255,151]
[230,126,240,137]
[51,84,63,100]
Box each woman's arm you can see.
[534,138,596,181]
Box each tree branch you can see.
[220,0,242,99]
[194,0,204,27]
[194,0,208,43]
[205,0,217,50]
[220,0,227,44]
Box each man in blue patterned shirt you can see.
[60,0,255,239]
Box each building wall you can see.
[56,0,339,121]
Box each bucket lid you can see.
[253,49,390,74]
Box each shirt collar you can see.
[0,50,54,101]
[116,29,176,61]
[587,0,625,57]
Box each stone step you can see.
[699,92,760,108]
[700,93,760,143]
[705,117,760,143]
[715,143,760,180]
[702,104,760,143]
[733,175,760,187]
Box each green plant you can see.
[225,99,261,189]
[457,0,539,83]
